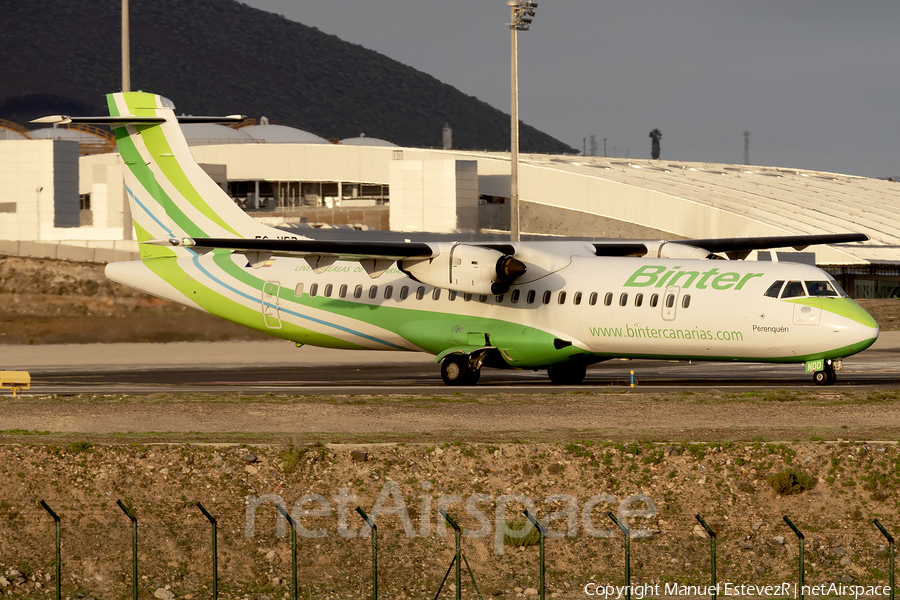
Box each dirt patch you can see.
[0,439,897,600]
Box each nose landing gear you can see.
[812,358,840,386]
[813,368,836,386]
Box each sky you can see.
[241,0,900,178]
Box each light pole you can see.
[122,0,130,92]
[507,0,536,242]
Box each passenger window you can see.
[666,294,675,308]
[339,284,348,298]
[527,290,536,304]
[542,291,552,304]
[682,295,691,308]
[558,291,567,305]
[511,290,520,304]
[354,285,363,298]
[369,285,378,299]
[323,284,333,297]
[432,288,441,300]
[603,293,613,306]
[310,283,318,297]
[415,286,425,300]
[589,292,598,306]
[764,280,784,298]
[464,293,473,302]
[782,281,806,298]
[635,293,643,307]
[495,294,505,303]
[619,293,628,307]
[449,291,457,301]
[650,294,659,307]
[573,292,582,306]
[805,281,838,297]
[479,295,488,303]
[294,283,304,297]
[384,286,393,299]
[399,286,409,300]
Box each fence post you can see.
[39,501,61,600]
[433,509,483,600]
[874,519,895,600]
[524,510,546,600]
[608,512,630,600]
[117,500,138,600]
[356,507,378,600]
[695,514,716,600]
[783,516,805,600]
[197,503,218,600]
[275,504,298,600]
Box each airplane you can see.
[34,92,879,386]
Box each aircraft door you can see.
[662,286,680,321]
[262,281,282,329]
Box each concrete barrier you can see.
[56,245,99,263]
[0,241,139,263]
[18,241,58,260]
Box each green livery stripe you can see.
[138,124,241,237]
[133,221,177,259]
[210,253,578,364]
[143,256,364,350]
[784,298,879,328]
[109,93,239,238]
[590,336,878,364]
[106,97,205,238]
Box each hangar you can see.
[2,120,899,297]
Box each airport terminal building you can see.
[2,120,899,298]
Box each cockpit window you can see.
[805,281,839,297]
[764,281,784,298]
[781,281,806,298]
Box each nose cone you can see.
[824,298,879,354]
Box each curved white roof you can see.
[0,128,29,141]
[29,127,99,142]
[241,123,329,144]
[340,135,397,147]
[188,143,900,266]
[180,123,255,146]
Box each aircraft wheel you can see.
[813,370,834,386]
[441,355,480,386]
[547,363,587,385]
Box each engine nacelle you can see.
[650,242,719,260]
[400,243,526,295]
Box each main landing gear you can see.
[440,354,482,386]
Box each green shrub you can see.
[767,468,816,495]
[67,441,93,454]
[500,518,541,547]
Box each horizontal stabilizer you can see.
[31,115,244,127]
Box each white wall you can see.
[388,159,477,233]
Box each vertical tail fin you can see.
[105,92,284,258]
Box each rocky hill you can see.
[0,0,575,153]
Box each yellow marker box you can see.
[0,371,30,397]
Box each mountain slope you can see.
[0,0,575,153]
